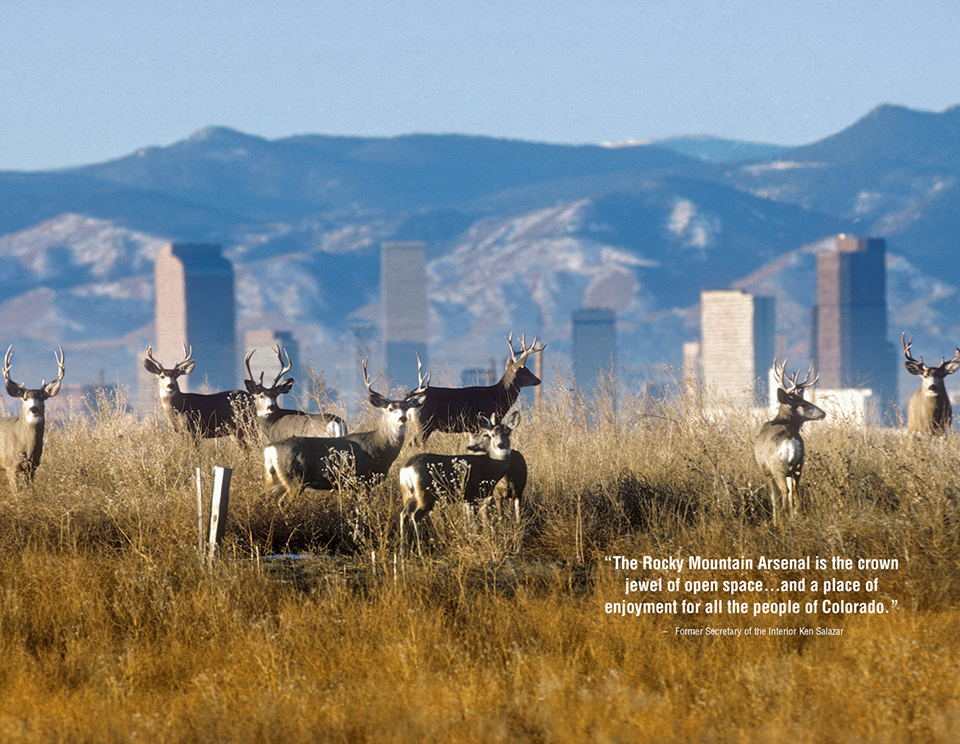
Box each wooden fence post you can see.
[206,466,233,564]
[196,467,204,557]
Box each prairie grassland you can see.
[1,382,959,743]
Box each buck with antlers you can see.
[143,344,255,440]
[399,410,520,556]
[412,332,544,443]
[0,345,64,491]
[244,346,346,443]
[901,332,960,436]
[754,360,826,526]
[263,359,428,496]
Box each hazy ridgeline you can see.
[1,379,959,743]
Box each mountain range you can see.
[2,103,959,407]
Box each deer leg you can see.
[785,476,797,518]
[770,476,787,527]
[349,504,363,545]
[412,511,425,558]
[477,496,494,526]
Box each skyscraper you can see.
[700,289,775,406]
[812,235,897,416]
[381,241,428,389]
[152,242,237,393]
[573,308,616,398]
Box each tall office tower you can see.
[573,308,616,398]
[153,242,237,393]
[812,235,897,415]
[381,241,428,390]
[700,289,775,406]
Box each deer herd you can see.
[2,329,960,544]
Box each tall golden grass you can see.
[1,379,959,743]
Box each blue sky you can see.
[2,0,959,171]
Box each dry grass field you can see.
[1,379,959,743]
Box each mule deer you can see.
[466,428,527,522]
[901,332,960,436]
[244,346,346,443]
[754,360,825,526]
[143,344,255,440]
[263,359,428,496]
[0,345,64,491]
[399,410,520,556]
[412,332,544,442]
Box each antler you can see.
[271,344,293,386]
[902,331,960,373]
[247,345,294,391]
[145,342,194,376]
[144,344,160,368]
[414,352,431,392]
[901,332,921,366]
[3,345,13,386]
[178,343,194,371]
[360,357,388,406]
[505,332,547,366]
[3,345,65,391]
[243,349,264,387]
[772,358,818,395]
[44,345,65,388]
[945,345,960,369]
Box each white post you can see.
[207,466,233,563]
[196,467,204,557]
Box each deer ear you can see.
[404,392,426,410]
[277,378,295,395]
[777,387,792,405]
[177,360,196,375]
[505,409,521,430]
[244,380,260,394]
[143,357,162,375]
[43,379,62,398]
[943,360,960,376]
[5,379,22,398]
[904,360,924,376]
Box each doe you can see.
[399,410,520,556]
[465,428,527,523]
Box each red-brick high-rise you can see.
[812,235,897,417]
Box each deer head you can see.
[244,345,295,417]
[902,332,960,396]
[143,344,195,398]
[362,357,428,436]
[771,359,826,423]
[3,345,65,423]
[503,332,546,388]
